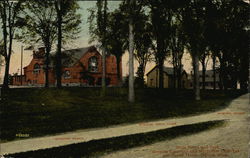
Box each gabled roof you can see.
[146,65,172,76]
[51,46,98,67]
[61,47,90,67]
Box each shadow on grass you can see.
[7,120,226,158]
[1,88,244,141]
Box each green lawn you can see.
[0,87,244,141]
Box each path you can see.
[100,93,250,158]
[1,94,249,156]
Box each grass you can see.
[0,87,245,141]
[6,120,226,158]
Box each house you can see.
[189,70,220,89]
[146,65,189,88]
[11,46,122,87]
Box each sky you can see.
[0,1,213,83]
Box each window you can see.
[63,70,71,79]
[33,63,40,74]
[88,56,98,72]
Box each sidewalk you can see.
[1,93,249,155]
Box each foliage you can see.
[16,0,81,48]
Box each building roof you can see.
[23,46,99,70]
[146,65,185,76]
[51,46,98,67]
[61,47,90,67]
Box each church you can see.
[11,46,122,87]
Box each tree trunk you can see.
[172,53,177,89]
[4,18,13,88]
[116,55,121,85]
[218,56,224,90]
[158,60,164,89]
[220,58,227,91]
[101,48,106,96]
[193,54,200,100]
[55,0,62,88]
[177,57,182,89]
[2,0,8,89]
[128,15,135,103]
[136,62,145,88]
[45,46,50,88]
[212,55,216,90]
[202,61,206,90]
[100,0,107,96]
[3,56,10,89]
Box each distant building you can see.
[11,46,122,87]
[189,70,220,89]
[146,65,189,88]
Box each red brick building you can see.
[12,46,122,87]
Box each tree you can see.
[0,0,25,89]
[133,8,153,88]
[88,0,108,96]
[146,0,174,89]
[199,49,210,90]
[17,0,81,88]
[105,9,127,85]
[104,2,152,87]
[182,0,208,100]
[205,0,249,90]
[54,0,80,88]
[128,0,136,102]
[168,4,186,90]
[17,0,57,88]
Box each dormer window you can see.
[88,56,98,72]
[33,63,40,74]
